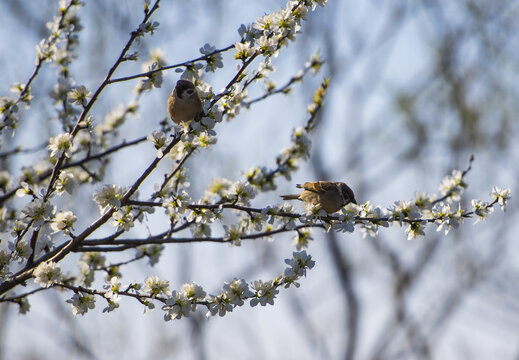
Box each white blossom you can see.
[206,295,234,318]
[405,222,426,240]
[290,126,311,159]
[205,278,252,318]
[147,130,168,158]
[331,203,360,233]
[439,169,466,202]
[136,244,164,266]
[48,133,75,159]
[176,62,204,83]
[51,210,77,233]
[292,230,313,250]
[223,224,243,246]
[141,62,163,90]
[191,130,217,148]
[181,282,206,301]
[276,7,299,40]
[257,35,277,56]
[0,171,12,192]
[239,212,266,232]
[110,207,136,232]
[250,280,279,307]
[234,41,255,61]
[93,184,124,213]
[414,192,436,217]
[491,186,511,211]
[358,202,389,238]
[33,261,62,288]
[253,13,279,33]
[238,23,261,42]
[472,199,494,224]
[55,170,78,195]
[67,85,91,107]
[222,278,254,306]
[22,199,55,228]
[199,43,223,72]
[76,252,106,287]
[293,4,309,22]
[35,38,55,62]
[102,299,120,313]
[80,252,106,269]
[103,276,122,312]
[433,203,464,235]
[190,223,212,238]
[66,293,96,316]
[163,291,193,320]
[389,200,422,226]
[77,262,94,287]
[142,276,171,297]
[8,239,32,262]
[98,103,134,133]
[204,178,233,201]
[229,180,256,206]
[9,82,25,94]
[284,250,315,278]
[163,189,191,222]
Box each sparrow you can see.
[168,79,203,124]
[281,181,357,214]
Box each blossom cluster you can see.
[92,182,153,232]
[307,181,511,241]
[246,79,328,191]
[157,168,510,252]
[0,0,510,327]
[235,0,327,61]
[216,1,327,123]
[166,1,327,132]
[33,261,62,288]
[0,0,84,138]
[158,178,258,239]
[60,250,315,319]
[133,1,329,169]
[78,253,106,285]
[137,49,167,92]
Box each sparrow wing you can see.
[318,181,339,192]
[297,182,322,194]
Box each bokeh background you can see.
[0,1,518,359]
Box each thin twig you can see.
[106,45,235,85]
[432,154,474,205]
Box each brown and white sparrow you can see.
[281,181,357,214]
[168,79,203,124]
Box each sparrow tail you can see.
[281,194,300,201]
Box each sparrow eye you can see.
[185,89,195,96]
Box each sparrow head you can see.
[174,79,197,100]
[168,79,203,124]
[336,182,357,205]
